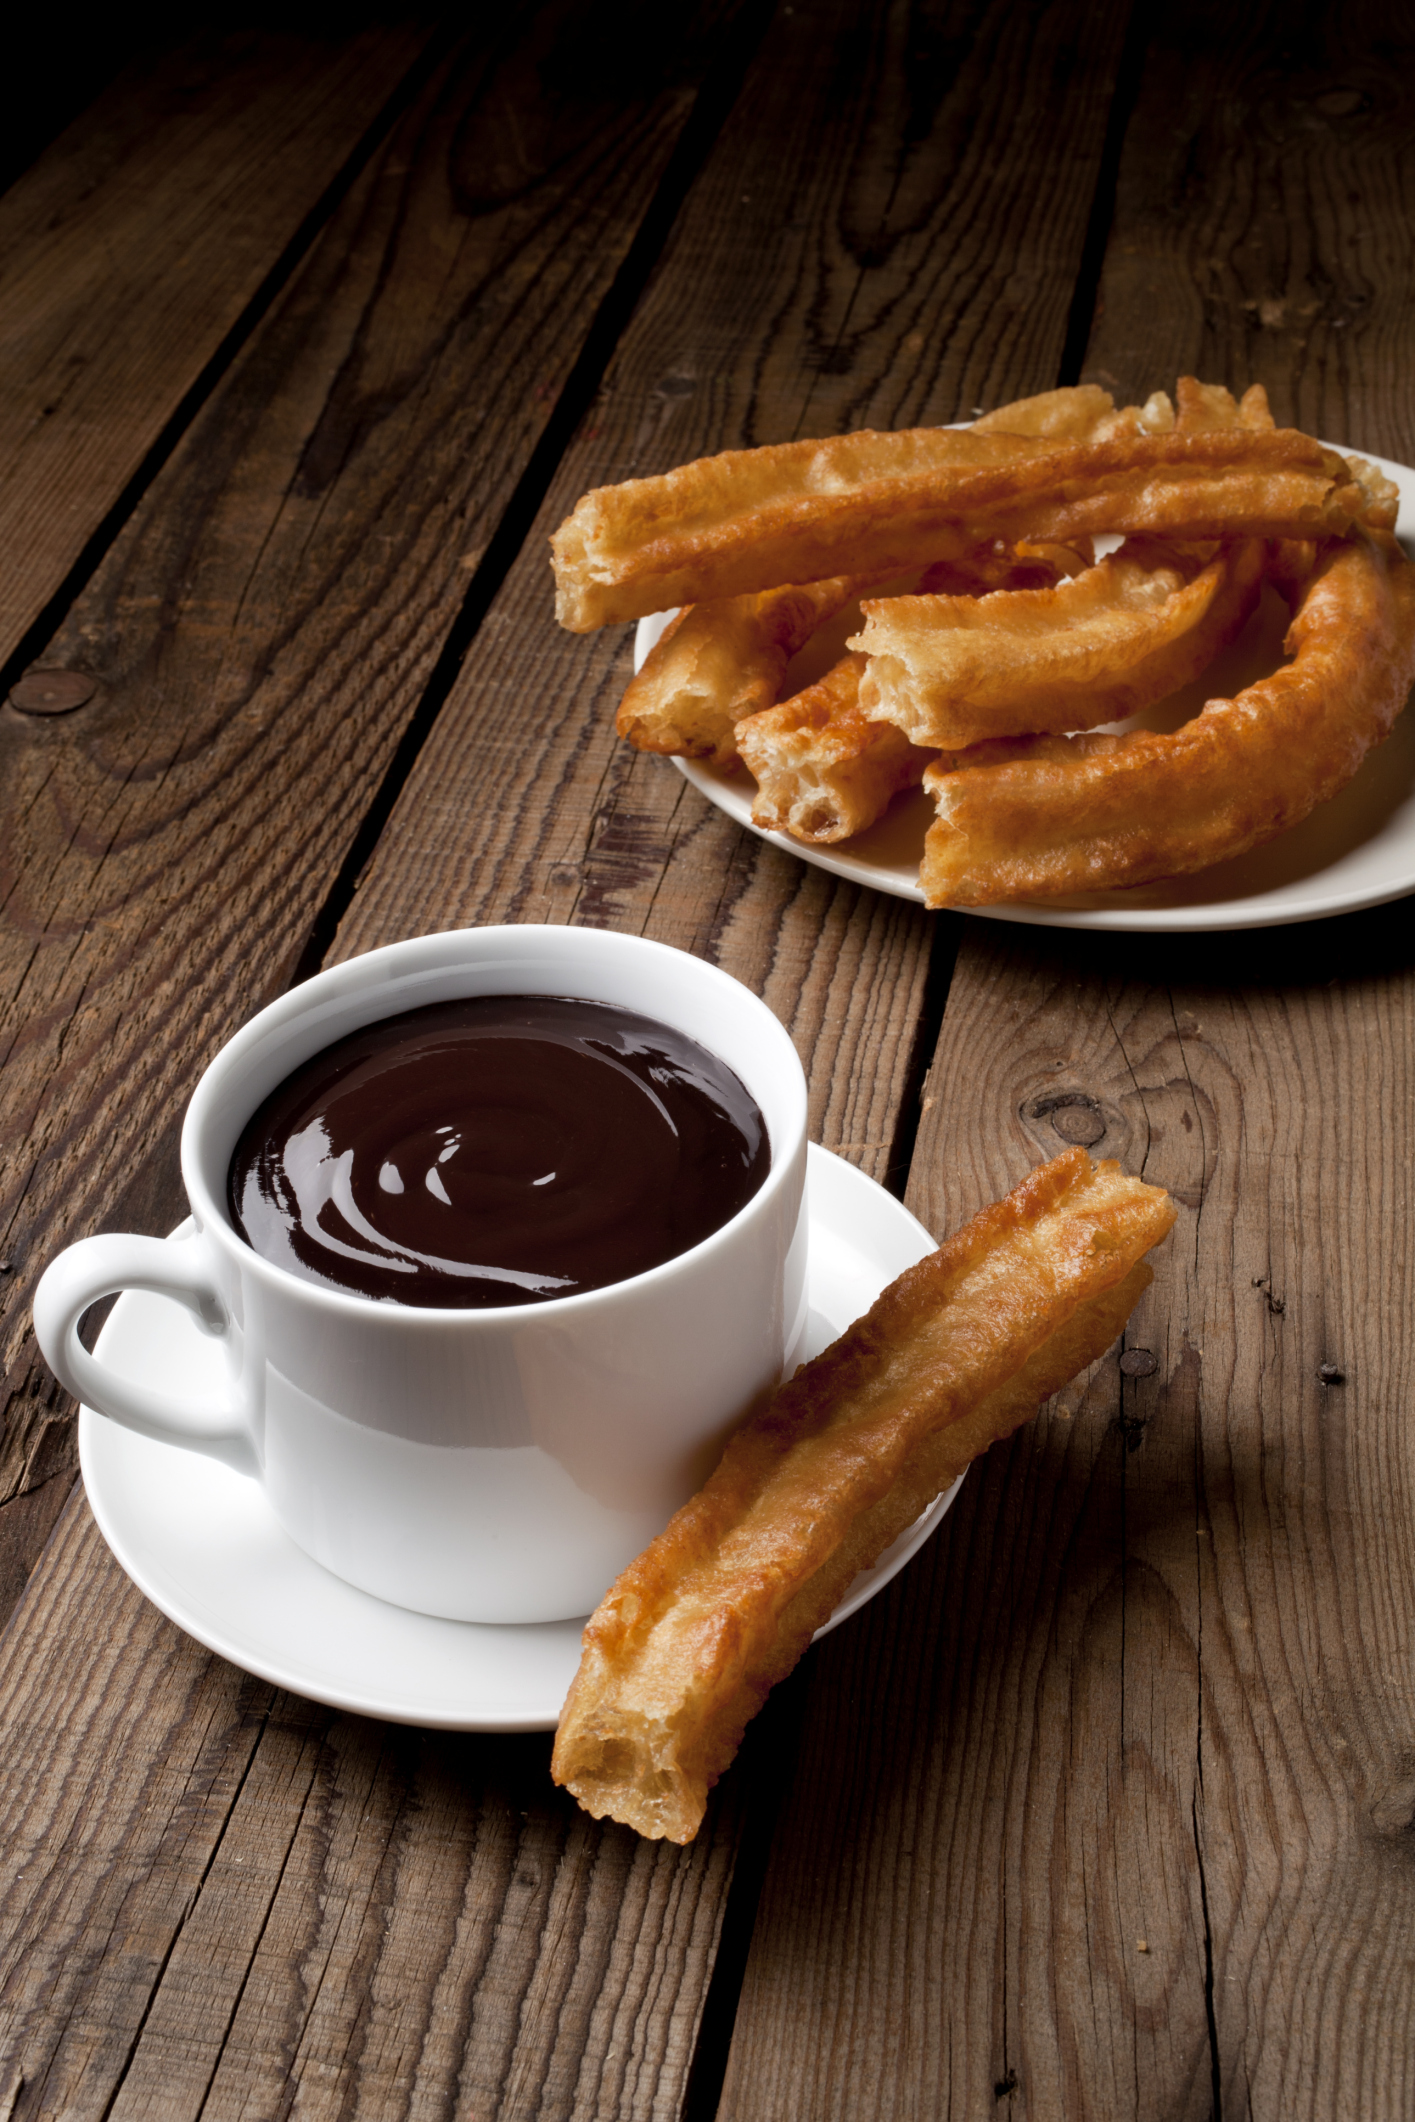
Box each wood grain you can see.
[1081,0,1415,457]
[332,0,1138,1123]
[0,2,1142,2113]
[0,2,739,1549]
[720,911,1415,2119]
[0,1494,744,2121]
[718,7,1415,2106]
[0,22,438,674]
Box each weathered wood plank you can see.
[721,910,1415,2120]
[0,1,1138,2114]
[0,21,439,675]
[0,1495,743,2121]
[0,8,761,2117]
[1080,0,1415,456]
[0,1471,69,1629]
[0,1,740,1544]
[331,0,1137,1128]
[299,7,1138,2110]
[717,5,1415,2112]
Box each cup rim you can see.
[181,925,808,1325]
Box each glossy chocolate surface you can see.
[228,995,770,1307]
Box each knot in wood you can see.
[1026,1090,1106,1147]
[1370,1779,1415,1837]
[8,667,98,715]
[1311,85,1370,118]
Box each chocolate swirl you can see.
[229,995,769,1308]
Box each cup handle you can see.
[34,1231,255,1471]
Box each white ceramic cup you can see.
[34,926,809,1623]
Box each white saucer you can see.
[79,1143,960,1731]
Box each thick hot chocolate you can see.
[227,994,770,1308]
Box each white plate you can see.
[79,1144,959,1731]
[637,448,1415,933]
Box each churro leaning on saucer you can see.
[552,1147,1175,1843]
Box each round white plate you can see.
[637,446,1415,933]
[79,1143,958,1731]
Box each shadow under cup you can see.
[181,927,810,1624]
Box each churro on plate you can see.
[551,380,1415,905]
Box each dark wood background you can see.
[1,3,1412,2115]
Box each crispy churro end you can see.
[553,1147,1175,1841]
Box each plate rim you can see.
[645,442,1415,934]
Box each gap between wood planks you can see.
[0,22,458,706]
[1055,0,1151,387]
[287,0,778,992]
[289,0,1153,1177]
[670,14,1158,2105]
[0,0,1160,2102]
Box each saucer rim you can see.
[79,1144,962,1730]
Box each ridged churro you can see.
[919,531,1415,905]
[552,426,1363,630]
[553,1148,1175,1842]
[852,539,1267,746]
[615,575,864,767]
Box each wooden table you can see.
[2,5,1412,2115]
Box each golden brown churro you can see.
[552,426,1362,629]
[918,532,1415,906]
[734,651,932,843]
[554,379,1412,901]
[852,538,1267,746]
[552,1148,1175,1842]
[615,575,863,766]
